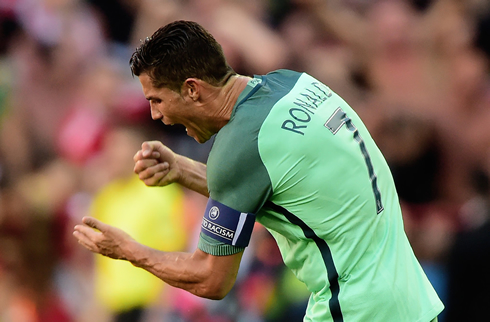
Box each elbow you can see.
[186,249,242,300]
[208,284,232,300]
[194,277,235,300]
[203,290,228,301]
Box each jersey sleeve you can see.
[197,198,256,256]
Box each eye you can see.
[151,98,162,104]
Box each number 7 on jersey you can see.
[325,107,384,214]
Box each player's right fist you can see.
[133,141,181,187]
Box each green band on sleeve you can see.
[197,233,245,256]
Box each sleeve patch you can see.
[201,198,256,248]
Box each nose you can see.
[150,104,163,120]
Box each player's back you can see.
[248,70,444,321]
[208,69,444,321]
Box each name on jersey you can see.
[281,81,332,135]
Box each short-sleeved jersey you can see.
[200,70,444,321]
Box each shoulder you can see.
[259,69,305,92]
[265,69,303,79]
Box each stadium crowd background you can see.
[1,0,490,321]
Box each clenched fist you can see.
[133,141,181,187]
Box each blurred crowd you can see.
[1,0,490,321]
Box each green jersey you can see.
[199,70,444,321]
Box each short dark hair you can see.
[130,20,235,92]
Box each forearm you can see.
[126,241,240,299]
[175,154,209,197]
[73,216,242,300]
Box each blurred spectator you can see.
[0,158,78,322]
[1,0,106,177]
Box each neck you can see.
[213,74,251,128]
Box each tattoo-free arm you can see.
[73,216,242,299]
[129,244,242,299]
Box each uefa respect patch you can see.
[201,198,256,248]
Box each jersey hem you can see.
[197,233,245,256]
[416,303,445,322]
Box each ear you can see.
[183,78,200,102]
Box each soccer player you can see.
[73,20,444,321]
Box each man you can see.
[73,20,444,321]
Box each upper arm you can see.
[207,119,273,214]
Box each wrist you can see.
[124,239,146,265]
[172,154,185,186]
